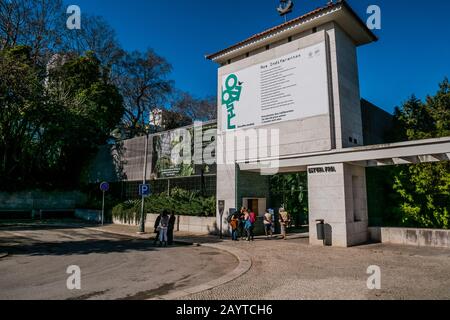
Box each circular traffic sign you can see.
[100,181,110,192]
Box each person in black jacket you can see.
[168,212,176,246]
[238,207,246,240]
[153,213,162,245]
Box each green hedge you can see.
[112,188,216,224]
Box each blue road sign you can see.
[100,182,110,192]
[139,184,151,197]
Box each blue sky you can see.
[64,0,449,114]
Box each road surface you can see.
[0,225,237,300]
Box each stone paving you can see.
[86,224,450,300]
[3,222,449,300]
[185,238,450,300]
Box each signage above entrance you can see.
[221,42,330,132]
[308,166,337,174]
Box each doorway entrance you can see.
[242,198,267,216]
[269,172,309,232]
[247,199,258,214]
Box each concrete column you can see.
[216,128,237,236]
[308,163,368,247]
[216,163,236,236]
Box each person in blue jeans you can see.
[245,210,256,241]
[229,214,239,241]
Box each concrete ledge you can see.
[369,227,450,249]
[114,214,218,235]
[75,209,101,223]
[152,244,252,300]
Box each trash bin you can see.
[316,219,325,240]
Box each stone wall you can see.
[369,227,449,248]
[0,191,87,211]
[114,214,219,235]
[75,209,102,223]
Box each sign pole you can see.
[99,182,109,226]
[220,215,223,240]
[218,201,225,239]
[101,190,105,226]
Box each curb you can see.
[151,243,252,300]
[86,227,196,246]
[0,252,8,259]
[87,226,253,300]
[87,227,153,240]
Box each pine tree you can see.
[391,79,450,229]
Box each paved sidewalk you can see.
[88,224,309,245]
[87,224,221,245]
[185,238,450,300]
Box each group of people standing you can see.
[153,207,292,246]
[229,208,256,241]
[229,207,291,241]
[153,210,176,247]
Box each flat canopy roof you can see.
[206,0,377,64]
[238,137,450,173]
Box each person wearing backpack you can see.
[229,214,239,241]
[245,210,256,241]
[263,209,273,239]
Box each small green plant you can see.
[112,188,216,224]
[112,200,142,224]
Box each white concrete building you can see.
[206,1,450,247]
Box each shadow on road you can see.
[0,220,95,231]
[0,223,191,257]
[0,237,162,257]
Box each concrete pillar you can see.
[216,163,236,236]
[308,163,368,247]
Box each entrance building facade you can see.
[207,1,450,247]
[89,1,450,248]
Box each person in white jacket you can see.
[158,210,170,247]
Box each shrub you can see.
[112,188,216,224]
[112,200,141,224]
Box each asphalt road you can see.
[0,226,237,300]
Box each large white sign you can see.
[221,42,330,131]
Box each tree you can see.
[0,0,30,49]
[45,52,124,186]
[270,173,308,226]
[0,46,47,188]
[0,46,123,190]
[388,79,450,229]
[160,109,192,131]
[0,0,65,64]
[1,1,123,68]
[61,14,124,69]
[113,49,173,138]
[171,91,217,122]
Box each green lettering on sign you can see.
[221,74,243,130]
